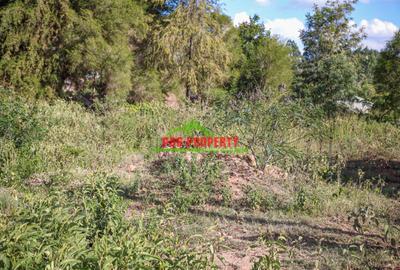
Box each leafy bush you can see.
[160,155,222,212]
[0,175,212,269]
[213,99,318,169]
[0,97,46,184]
[0,98,45,148]
[291,187,322,215]
[244,185,277,211]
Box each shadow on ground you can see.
[342,159,400,197]
[189,208,396,253]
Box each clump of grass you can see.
[289,186,322,215]
[0,188,17,216]
[244,185,278,211]
[0,98,46,185]
[159,155,223,213]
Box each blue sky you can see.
[220,0,399,50]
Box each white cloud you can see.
[264,18,305,45]
[360,19,398,38]
[292,0,369,7]
[233,12,250,27]
[233,15,396,52]
[256,0,271,5]
[360,19,398,50]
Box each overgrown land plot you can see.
[1,0,400,269]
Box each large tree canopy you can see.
[235,16,293,99]
[147,0,230,100]
[0,0,148,98]
[297,0,364,115]
[374,31,400,120]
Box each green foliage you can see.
[383,220,400,249]
[292,187,322,215]
[244,185,277,211]
[160,155,222,212]
[374,30,400,121]
[252,237,287,270]
[0,97,45,148]
[0,175,212,269]
[312,53,359,113]
[252,252,281,270]
[347,205,379,234]
[64,0,148,97]
[148,0,230,99]
[354,48,379,99]
[0,0,148,98]
[0,97,46,184]
[214,98,317,169]
[235,16,293,99]
[0,0,72,97]
[129,69,165,103]
[298,0,364,115]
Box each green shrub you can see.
[0,175,212,269]
[252,252,281,270]
[160,155,223,212]
[244,185,277,211]
[0,98,46,184]
[212,99,318,170]
[291,187,322,215]
[0,98,45,148]
[0,189,17,216]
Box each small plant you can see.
[383,219,400,251]
[292,187,321,215]
[253,236,287,270]
[252,249,281,270]
[171,186,193,213]
[245,185,276,211]
[221,185,232,207]
[347,205,379,234]
[160,155,223,212]
[0,189,17,216]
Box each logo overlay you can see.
[153,120,247,154]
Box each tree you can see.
[297,0,364,173]
[0,0,73,97]
[374,31,400,121]
[0,0,148,99]
[354,47,379,99]
[286,40,303,98]
[147,0,230,100]
[61,0,148,98]
[298,0,364,114]
[235,15,293,99]
[286,40,302,62]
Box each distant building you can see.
[337,96,373,114]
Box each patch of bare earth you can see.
[219,155,289,202]
[164,92,180,109]
[118,153,399,269]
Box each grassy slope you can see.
[0,98,399,269]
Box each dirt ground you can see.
[118,153,400,269]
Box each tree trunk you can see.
[186,34,194,100]
[328,114,336,182]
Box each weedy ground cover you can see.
[0,96,399,269]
